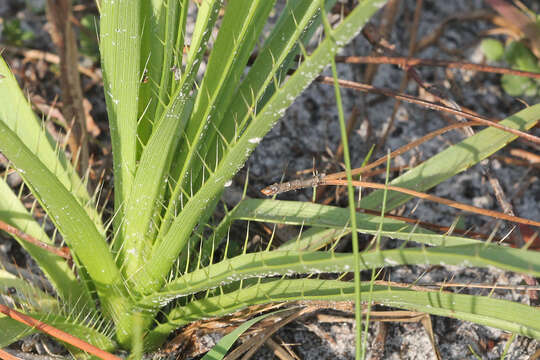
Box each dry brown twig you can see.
[264,120,478,193]
[314,14,538,219]
[224,308,306,360]
[0,220,71,261]
[1,45,100,82]
[415,11,496,52]
[261,120,540,228]
[261,118,539,230]
[320,121,483,205]
[264,337,298,360]
[262,176,540,227]
[370,0,424,154]
[46,0,89,175]
[315,76,540,145]
[0,349,22,360]
[335,55,540,79]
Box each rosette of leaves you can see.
[0,0,539,357]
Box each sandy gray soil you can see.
[1,0,539,359]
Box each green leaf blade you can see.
[219,198,481,247]
[0,180,94,313]
[0,57,103,233]
[135,0,389,295]
[359,103,540,211]
[145,279,540,348]
[0,121,129,323]
[100,0,142,228]
[159,0,276,237]
[139,244,540,309]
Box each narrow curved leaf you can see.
[212,198,481,248]
[0,180,94,313]
[360,103,540,211]
[139,244,539,308]
[0,57,103,232]
[202,309,290,360]
[0,120,129,322]
[144,279,540,348]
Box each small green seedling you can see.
[482,35,540,96]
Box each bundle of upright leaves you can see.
[0,0,539,356]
